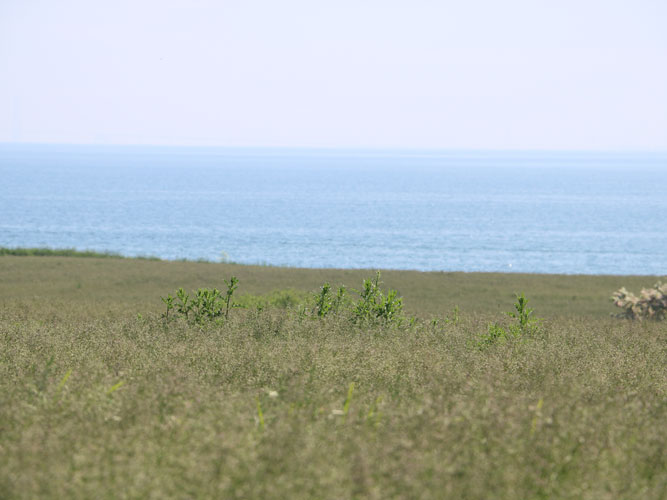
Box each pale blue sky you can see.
[1,0,666,150]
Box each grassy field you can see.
[0,253,662,319]
[1,255,665,498]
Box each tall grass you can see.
[1,304,664,499]
[0,255,665,498]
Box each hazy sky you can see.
[1,0,666,150]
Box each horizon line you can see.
[1,141,667,156]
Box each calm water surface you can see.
[1,144,666,275]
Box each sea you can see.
[1,144,666,275]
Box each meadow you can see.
[0,253,665,498]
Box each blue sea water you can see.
[1,144,666,275]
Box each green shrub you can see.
[161,276,240,322]
[505,292,537,332]
[313,282,348,318]
[479,292,540,347]
[161,272,402,327]
[351,272,403,324]
[478,322,520,348]
[302,272,403,325]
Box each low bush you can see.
[311,271,404,325]
[313,282,348,318]
[161,271,404,326]
[611,282,667,320]
[161,276,240,322]
[351,272,404,324]
[478,292,540,347]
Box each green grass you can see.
[0,255,665,499]
[1,254,663,319]
[0,246,161,260]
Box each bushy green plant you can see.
[445,305,460,325]
[192,288,224,322]
[611,282,667,320]
[300,272,403,325]
[315,282,333,317]
[313,282,347,318]
[160,294,175,320]
[479,292,540,347]
[478,322,518,348]
[176,287,191,319]
[351,271,403,324]
[222,276,239,320]
[162,276,240,322]
[505,292,537,332]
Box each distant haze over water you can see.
[1,144,666,275]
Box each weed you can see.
[163,276,240,323]
[305,272,403,324]
[223,276,239,320]
[313,283,347,318]
[479,293,540,347]
[315,282,333,317]
[193,288,223,322]
[366,395,383,427]
[530,398,544,436]
[351,272,403,324]
[506,292,539,333]
[342,382,355,422]
[445,305,460,325]
[55,370,72,397]
[175,287,191,319]
[107,381,125,395]
[161,294,175,320]
[478,322,519,348]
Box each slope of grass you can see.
[0,255,665,498]
[1,255,663,319]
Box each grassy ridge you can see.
[0,246,126,258]
[0,254,663,319]
[0,255,665,498]
[0,246,161,260]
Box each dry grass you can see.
[0,256,665,498]
[0,255,661,319]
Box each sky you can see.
[1,0,666,150]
